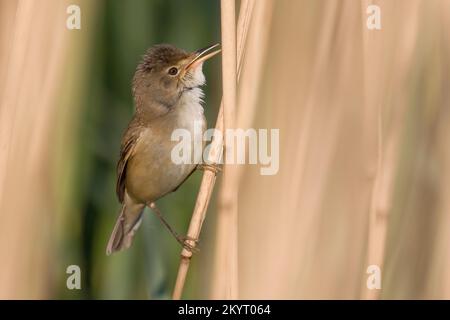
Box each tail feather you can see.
[106,202,145,255]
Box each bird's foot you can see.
[177,235,199,253]
[198,163,222,175]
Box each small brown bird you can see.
[106,44,220,255]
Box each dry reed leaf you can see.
[235,0,450,299]
[0,0,71,298]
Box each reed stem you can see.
[171,0,253,300]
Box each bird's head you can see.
[132,43,221,115]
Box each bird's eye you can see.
[168,67,178,76]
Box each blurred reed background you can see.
[0,0,449,299]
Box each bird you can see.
[106,43,221,255]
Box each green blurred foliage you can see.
[59,0,221,299]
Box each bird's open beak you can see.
[185,43,221,71]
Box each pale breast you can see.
[175,87,207,164]
[125,88,206,203]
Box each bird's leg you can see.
[198,163,222,175]
[147,202,199,252]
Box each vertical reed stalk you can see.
[0,0,71,298]
[360,1,385,299]
[212,0,239,299]
[360,0,422,299]
[172,0,253,300]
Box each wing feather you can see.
[116,125,142,203]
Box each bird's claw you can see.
[198,163,222,175]
[179,236,200,253]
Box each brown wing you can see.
[116,124,142,203]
